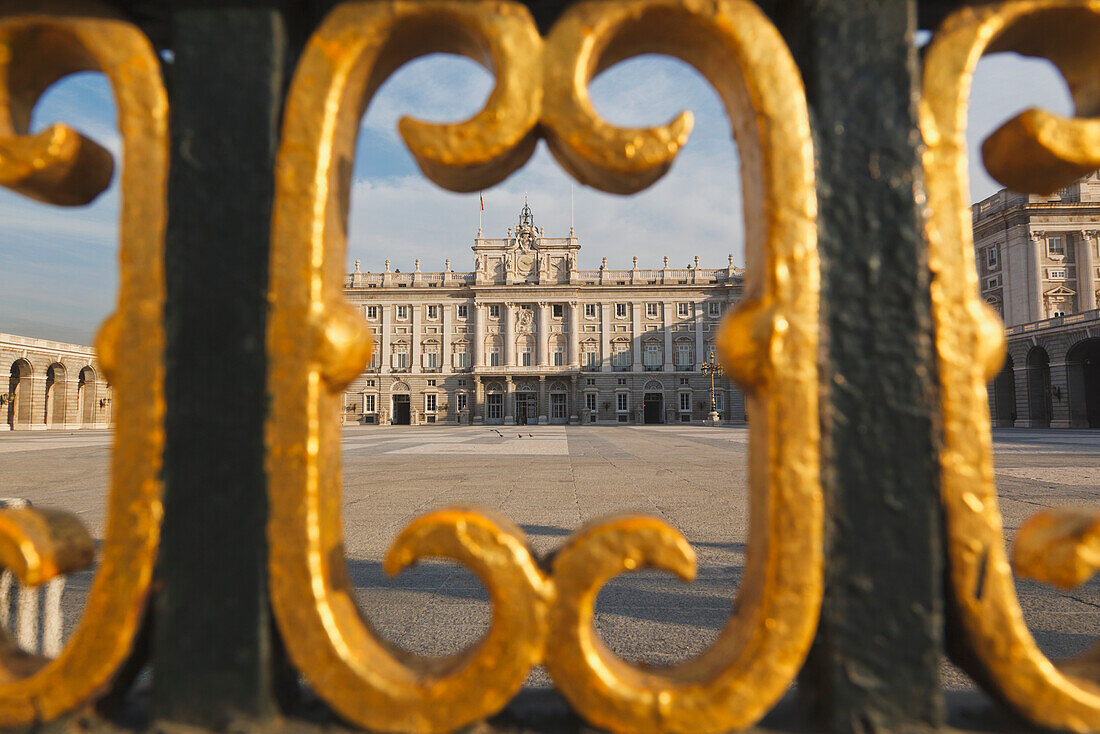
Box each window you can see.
[457,304,468,319]
[1049,269,1067,280]
[986,276,1000,290]
[553,304,564,318]
[584,303,597,318]
[1047,236,1065,256]
[677,302,691,318]
[617,393,629,412]
[646,303,659,318]
[365,380,375,387]
[425,393,437,413]
[708,302,721,317]
[489,304,500,318]
[490,347,501,367]
[986,247,998,268]
[521,345,533,366]
[366,306,378,319]
[676,342,692,370]
[615,303,628,318]
[458,379,467,387]
[396,305,409,319]
[426,305,438,319]
[583,345,600,371]
[553,345,565,366]
[612,343,630,370]
[586,393,597,411]
[456,393,468,411]
[364,394,376,413]
[644,343,661,371]
[714,392,724,414]
[453,347,468,369]
[617,378,627,386]
[427,379,436,386]
[1053,309,1066,318]
[393,344,408,369]
[370,349,381,369]
[680,393,692,412]
[680,378,689,385]
[423,348,439,370]
[586,378,595,386]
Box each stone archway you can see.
[77,366,97,427]
[1067,338,1100,428]
[992,355,1016,427]
[8,359,32,430]
[1026,347,1051,428]
[44,362,67,428]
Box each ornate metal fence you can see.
[0,0,1096,731]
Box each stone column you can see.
[411,305,421,373]
[537,302,549,366]
[473,302,485,367]
[631,303,643,372]
[1050,360,1071,428]
[1029,230,1045,321]
[442,305,453,373]
[381,305,392,374]
[1080,231,1098,311]
[600,303,612,373]
[473,376,484,424]
[504,376,515,425]
[569,374,579,424]
[504,303,516,366]
[694,301,705,370]
[538,375,548,425]
[568,301,580,367]
[662,302,674,371]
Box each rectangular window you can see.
[586,393,597,412]
[677,302,691,318]
[490,348,501,367]
[489,304,500,318]
[426,305,438,319]
[457,393,468,411]
[365,380,375,387]
[708,302,721,317]
[364,394,376,413]
[425,394,437,413]
[396,305,409,319]
[714,392,723,414]
[1049,269,1067,280]
[586,378,595,386]
[584,303,597,318]
[613,345,630,369]
[522,348,533,367]
[617,393,629,412]
[553,346,565,366]
[424,351,439,369]
[487,394,502,420]
[584,347,599,370]
[615,303,628,318]
[366,306,378,319]
[454,349,468,369]
[676,343,692,369]
[644,343,661,370]
[987,247,998,267]
[1047,236,1065,256]
[680,393,691,412]
[553,304,564,318]
[457,305,468,319]
[646,303,659,318]
[394,349,408,369]
[986,276,1000,290]
[617,378,627,386]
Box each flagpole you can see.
[570,184,574,236]
[478,190,483,236]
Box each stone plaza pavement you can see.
[0,425,1097,694]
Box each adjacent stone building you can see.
[2,332,112,430]
[977,171,1100,427]
[341,203,745,425]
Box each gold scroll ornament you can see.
[922,1,1100,729]
[266,0,820,732]
[0,3,166,724]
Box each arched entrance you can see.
[549,381,568,424]
[8,359,32,429]
[78,366,97,427]
[1026,347,1051,428]
[515,386,536,425]
[992,355,1016,427]
[390,381,411,425]
[44,363,66,428]
[1067,338,1100,428]
[643,380,663,424]
[485,382,504,425]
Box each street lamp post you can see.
[700,359,724,426]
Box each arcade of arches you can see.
[2,333,112,431]
[989,313,1100,428]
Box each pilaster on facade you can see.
[567,301,579,368]
[537,302,549,367]
[1081,230,1098,311]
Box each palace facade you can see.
[2,332,113,430]
[341,203,745,425]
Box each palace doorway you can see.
[550,393,567,424]
[391,394,411,425]
[486,393,503,424]
[644,393,663,424]
[516,392,536,425]
[1067,338,1100,427]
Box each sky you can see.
[0,49,1074,345]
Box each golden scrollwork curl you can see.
[0,3,166,725]
[922,1,1100,729]
[267,1,819,731]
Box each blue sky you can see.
[0,51,1073,344]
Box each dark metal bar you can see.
[154,5,290,725]
[776,1,946,731]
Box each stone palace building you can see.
[2,332,112,430]
[978,171,1100,427]
[342,202,744,426]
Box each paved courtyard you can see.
[0,425,1097,696]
